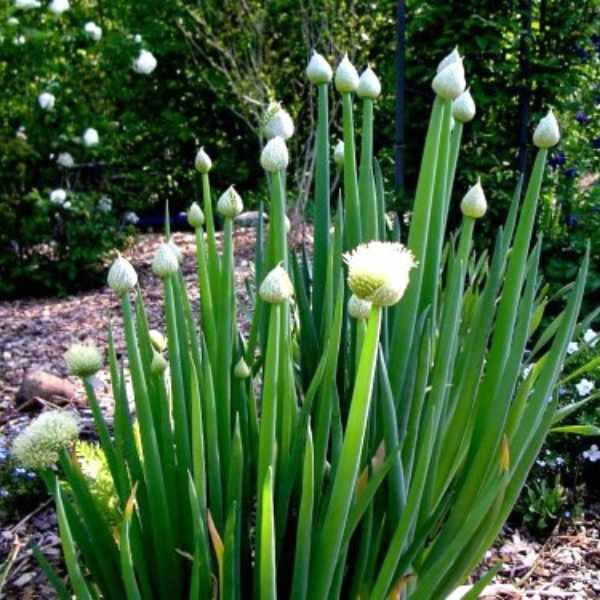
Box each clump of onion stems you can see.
[12,47,593,600]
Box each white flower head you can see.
[97,195,112,213]
[259,265,294,304]
[533,110,560,149]
[452,88,476,123]
[133,49,157,75]
[583,444,600,462]
[436,47,461,73]
[187,202,205,229]
[38,92,55,111]
[82,128,99,147]
[11,411,80,470]
[583,328,598,348]
[234,357,251,379]
[7,17,20,25]
[15,0,41,9]
[306,51,333,85]
[567,341,579,355]
[217,186,243,219]
[432,60,466,100]
[194,147,212,173]
[575,378,594,397]
[123,211,139,225]
[84,22,102,41]
[334,140,345,166]
[48,0,69,15]
[260,136,289,172]
[335,54,360,93]
[57,152,74,168]
[153,243,179,279]
[49,188,67,206]
[167,236,183,264]
[263,103,294,140]
[460,179,487,219]
[357,67,381,100]
[344,241,416,307]
[107,254,137,296]
[64,344,103,378]
[348,294,372,320]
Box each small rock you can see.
[16,370,78,409]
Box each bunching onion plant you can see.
[11,47,596,599]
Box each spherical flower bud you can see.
[460,179,487,219]
[533,110,560,149]
[436,47,461,73]
[334,140,345,166]
[259,265,294,304]
[263,103,295,140]
[187,202,205,229]
[432,61,466,100]
[335,54,360,93]
[133,49,157,75]
[168,237,183,264]
[38,92,55,111]
[82,127,99,147]
[357,67,381,100]
[150,351,168,375]
[107,254,137,296]
[348,295,372,320]
[149,329,167,352]
[452,89,476,123]
[344,241,415,307]
[194,147,212,173]
[64,344,103,378]
[260,136,289,172]
[48,0,69,16]
[217,186,244,219]
[306,51,333,84]
[152,243,179,278]
[11,411,80,470]
[234,357,251,379]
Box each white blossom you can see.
[49,188,67,206]
[64,344,102,378]
[260,136,289,172]
[14,0,41,10]
[335,54,360,93]
[84,22,102,41]
[82,128,99,147]
[334,140,345,166]
[583,328,598,348]
[452,89,476,123]
[259,265,294,304]
[123,211,139,225]
[97,196,112,213]
[533,110,560,149]
[357,67,381,99]
[432,60,466,100]
[306,51,333,85]
[460,179,487,219]
[567,341,579,355]
[38,92,55,111]
[583,444,600,462]
[133,49,157,75]
[575,378,594,397]
[48,0,70,15]
[57,152,74,168]
[263,103,294,140]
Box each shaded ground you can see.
[1,231,599,598]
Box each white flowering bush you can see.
[10,47,599,599]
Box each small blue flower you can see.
[564,167,578,179]
[565,213,578,227]
[0,489,9,498]
[26,471,37,480]
[13,467,27,477]
[548,151,566,169]
[575,111,591,125]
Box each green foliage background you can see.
[0,0,598,299]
